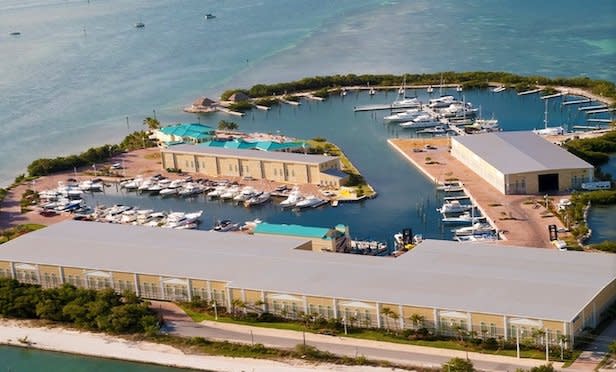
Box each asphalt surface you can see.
[152,301,556,371]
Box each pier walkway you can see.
[388,138,569,248]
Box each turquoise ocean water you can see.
[1,0,615,370]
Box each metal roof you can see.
[453,131,593,174]
[164,144,337,165]
[160,123,215,140]
[1,221,614,322]
[254,223,332,240]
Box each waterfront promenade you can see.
[388,138,569,248]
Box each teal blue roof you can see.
[253,223,332,240]
[160,123,214,140]
[200,139,305,151]
[255,141,306,152]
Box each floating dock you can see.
[280,98,301,106]
[217,107,245,117]
[586,119,612,123]
[584,108,614,115]
[573,125,602,130]
[540,91,568,100]
[254,105,271,111]
[517,88,543,96]
[562,98,591,106]
[579,105,608,111]
[354,103,398,112]
[305,94,325,101]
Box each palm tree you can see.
[231,299,246,316]
[143,117,160,130]
[253,299,266,314]
[454,325,467,342]
[380,307,394,331]
[409,313,425,330]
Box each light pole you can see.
[343,315,348,335]
[545,329,549,362]
[213,300,218,320]
[516,326,520,359]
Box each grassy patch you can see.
[0,224,45,244]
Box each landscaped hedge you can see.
[26,131,155,177]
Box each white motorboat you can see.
[428,95,456,108]
[295,195,325,208]
[213,219,240,232]
[383,109,422,123]
[79,180,104,192]
[207,185,228,199]
[120,210,137,224]
[492,86,506,93]
[242,218,263,230]
[417,125,448,134]
[391,97,421,109]
[280,189,303,207]
[455,233,498,242]
[138,179,155,192]
[441,211,484,224]
[438,200,472,214]
[453,223,494,236]
[122,176,143,190]
[164,210,202,229]
[204,13,216,19]
[178,183,204,197]
[244,192,271,207]
[220,185,241,200]
[437,184,463,192]
[160,187,179,196]
[426,85,434,93]
[399,114,441,129]
[233,186,257,202]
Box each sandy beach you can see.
[0,319,408,372]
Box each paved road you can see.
[152,302,559,372]
[570,318,616,371]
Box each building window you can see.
[291,169,295,177]
[274,169,277,176]
[490,323,497,337]
[190,161,194,168]
[228,164,232,171]
[185,160,189,167]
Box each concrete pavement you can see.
[153,301,573,371]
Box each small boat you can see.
[178,183,204,197]
[437,184,463,192]
[426,85,434,93]
[441,212,484,224]
[233,186,257,202]
[135,22,145,28]
[295,195,325,208]
[454,233,498,242]
[399,115,441,129]
[10,31,21,36]
[492,86,506,93]
[159,187,179,196]
[428,95,457,108]
[244,192,271,207]
[242,218,263,230]
[331,200,339,207]
[340,88,347,96]
[456,85,463,92]
[207,185,228,199]
[204,13,216,20]
[417,126,448,134]
[213,219,240,232]
[220,185,241,200]
[280,189,303,207]
[383,109,422,123]
[390,97,421,109]
[453,223,494,236]
[438,200,472,214]
[369,87,376,96]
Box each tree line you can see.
[0,278,159,335]
[563,131,616,167]
[220,72,616,101]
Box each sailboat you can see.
[533,99,565,135]
[391,76,421,109]
[368,83,376,96]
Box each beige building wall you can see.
[451,139,505,193]
[285,163,309,184]
[218,158,240,177]
[175,154,198,173]
[239,159,263,178]
[262,161,286,182]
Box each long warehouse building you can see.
[0,221,614,347]
[161,144,348,187]
[451,132,594,194]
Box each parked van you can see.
[581,181,611,190]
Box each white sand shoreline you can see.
[0,319,404,372]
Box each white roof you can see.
[453,131,593,174]
[164,144,337,165]
[0,221,614,322]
